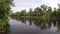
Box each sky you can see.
[11,0,60,13]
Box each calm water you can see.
[2,19,60,34]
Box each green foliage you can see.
[11,4,60,22]
[0,0,14,29]
[27,8,33,16]
[0,0,14,20]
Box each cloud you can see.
[11,0,60,13]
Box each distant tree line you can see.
[11,4,60,22]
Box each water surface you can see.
[5,19,60,34]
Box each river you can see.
[2,19,60,34]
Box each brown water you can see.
[1,19,60,34]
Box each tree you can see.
[47,7,52,22]
[20,10,26,16]
[40,5,48,21]
[28,8,33,16]
[41,5,47,14]
[33,7,42,16]
[0,0,14,20]
[0,0,14,29]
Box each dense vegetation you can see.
[11,4,60,22]
[0,0,14,31]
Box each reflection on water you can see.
[1,18,60,34]
[11,17,60,33]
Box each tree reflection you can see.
[27,18,33,25]
[16,17,26,24]
[11,17,60,32]
[57,20,60,32]
[33,19,41,27]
